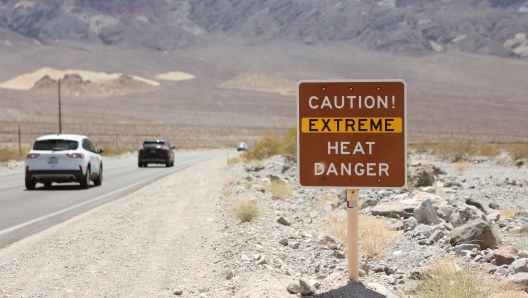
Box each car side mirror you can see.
[96,149,104,154]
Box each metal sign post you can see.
[297,80,407,282]
[347,189,359,281]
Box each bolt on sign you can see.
[297,80,407,189]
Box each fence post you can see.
[18,124,21,157]
[116,134,119,149]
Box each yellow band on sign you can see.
[301,117,402,133]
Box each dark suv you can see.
[138,140,174,167]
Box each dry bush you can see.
[503,208,521,219]
[243,180,253,190]
[453,160,472,172]
[416,256,528,298]
[233,201,262,222]
[326,212,347,246]
[359,217,401,261]
[506,144,528,160]
[228,156,241,164]
[323,193,339,204]
[0,145,29,162]
[415,257,494,298]
[224,175,239,185]
[243,125,297,161]
[269,181,293,199]
[432,142,472,162]
[473,144,501,157]
[221,187,232,197]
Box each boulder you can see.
[465,198,488,214]
[287,280,313,295]
[410,164,439,187]
[372,201,416,218]
[414,198,441,225]
[495,245,518,266]
[448,219,497,250]
[504,272,528,287]
[510,258,528,273]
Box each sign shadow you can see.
[313,280,388,298]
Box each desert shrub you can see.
[234,201,262,222]
[359,217,400,261]
[507,144,528,160]
[0,146,25,162]
[228,156,241,164]
[221,187,232,197]
[503,208,520,219]
[269,181,293,199]
[224,175,239,185]
[326,212,347,246]
[453,160,471,172]
[244,126,297,161]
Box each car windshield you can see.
[143,141,166,147]
[33,139,79,151]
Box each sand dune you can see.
[154,71,196,81]
[219,72,297,95]
[0,67,160,90]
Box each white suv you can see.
[25,134,103,190]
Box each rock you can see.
[257,257,268,265]
[277,216,291,226]
[436,205,455,222]
[510,258,528,273]
[489,202,500,210]
[495,245,519,266]
[372,201,416,218]
[358,269,367,277]
[449,219,497,250]
[449,206,487,228]
[359,259,369,275]
[333,250,346,259]
[487,211,501,222]
[504,272,528,286]
[369,263,386,273]
[465,198,488,214]
[414,198,441,225]
[287,280,313,295]
[411,164,439,187]
[289,242,301,249]
[319,236,342,250]
[427,230,445,245]
[173,288,183,295]
[403,217,418,231]
[362,198,378,208]
[279,238,289,246]
[225,271,234,280]
[268,174,288,184]
[470,248,479,257]
[367,283,399,298]
[241,255,251,262]
[518,250,528,259]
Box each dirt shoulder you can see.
[0,156,228,297]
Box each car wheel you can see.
[25,179,36,190]
[94,164,103,186]
[166,161,171,167]
[80,167,90,189]
[171,160,174,167]
[138,161,142,167]
[43,182,52,188]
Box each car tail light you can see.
[139,147,147,151]
[67,153,85,158]
[26,166,29,172]
[26,153,40,159]
[79,165,83,172]
[160,147,170,151]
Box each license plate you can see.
[150,149,156,154]
[48,157,58,164]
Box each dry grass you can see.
[409,142,528,161]
[0,145,30,162]
[415,256,528,298]
[233,201,262,223]
[269,181,293,199]
[503,208,521,219]
[358,217,401,261]
[98,143,138,156]
[228,156,241,164]
[453,160,472,172]
[322,193,339,204]
[326,212,347,247]
[224,175,239,185]
[221,187,232,197]
[243,126,297,162]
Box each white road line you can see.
[0,169,178,236]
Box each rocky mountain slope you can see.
[1,0,527,58]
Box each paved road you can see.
[0,150,231,248]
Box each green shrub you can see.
[234,201,262,222]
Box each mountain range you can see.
[1,0,528,58]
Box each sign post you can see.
[297,80,406,282]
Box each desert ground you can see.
[0,40,527,149]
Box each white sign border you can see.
[296,79,407,190]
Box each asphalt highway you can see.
[0,150,230,248]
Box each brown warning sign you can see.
[297,80,406,189]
